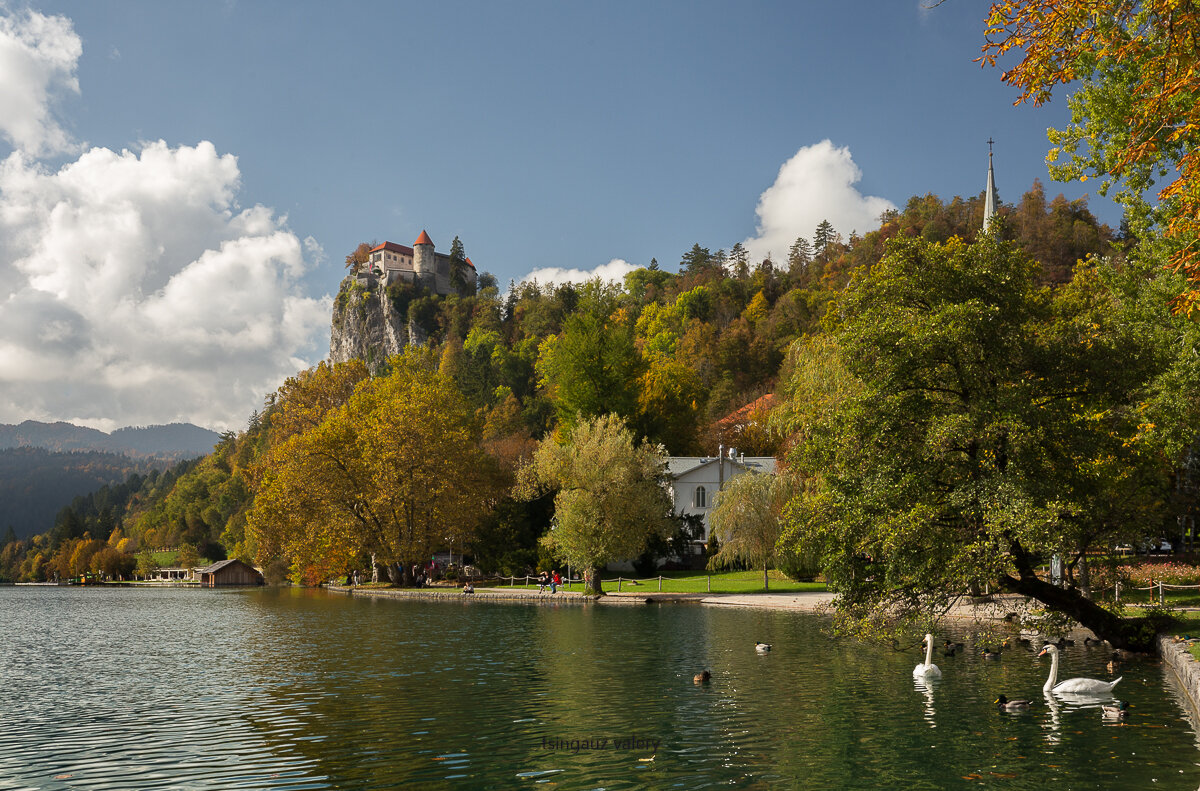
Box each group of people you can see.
[537,569,563,593]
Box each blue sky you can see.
[0,1,1117,431]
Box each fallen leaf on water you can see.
[963,773,982,780]
[990,771,1018,778]
[54,775,72,780]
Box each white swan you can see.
[1038,643,1121,695]
[913,633,942,678]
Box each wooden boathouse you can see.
[198,559,264,587]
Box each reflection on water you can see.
[2,586,1200,790]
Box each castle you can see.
[356,230,477,295]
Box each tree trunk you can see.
[764,562,769,591]
[384,562,403,585]
[999,572,1159,651]
[583,566,604,596]
[370,552,379,584]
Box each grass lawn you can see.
[495,569,827,595]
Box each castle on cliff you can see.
[356,230,477,295]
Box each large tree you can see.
[535,312,642,430]
[517,414,673,595]
[982,0,1200,311]
[248,350,499,585]
[777,233,1189,649]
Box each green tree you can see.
[518,414,673,594]
[449,235,472,296]
[535,312,642,429]
[813,220,836,265]
[778,233,1182,649]
[707,471,793,590]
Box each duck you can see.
[913,633,942,678]
[995,694,1034,711]
[1084,636,1104,646]
[982,647,1003,659]
[693,670,711,684]
[755,642,772,653]
[1101,701,1130,719]
[1039,643,1122,695]
[1055,637,1075,647]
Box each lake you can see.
[1,586,1199,790]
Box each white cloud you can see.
[743,140,896,264]
[0,141,331,432]
[0,8,81,156]
[519,258,638,288]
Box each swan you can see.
[755,642,771,653]
[1038,644,1121,695]
[913,633,942,678]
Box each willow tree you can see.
[778,233,1188,650]
[248,350,500,585]
[518,413,673,595]
[707,471,794,590]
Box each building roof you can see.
[369,241,414,256]
[413,230,434,247]
[465,256,476,270]
[665,455,777,478]
[199,558,246,575]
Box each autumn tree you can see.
[517,413,673,594]
[982,0,1200,311]
[248,349,499,585]
[345,241,374,271]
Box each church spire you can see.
[983,138,999,231]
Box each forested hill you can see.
[0,448,160,540]
[0,421,220,460]
[0,182,1122,582]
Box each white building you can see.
[667,447,777,549]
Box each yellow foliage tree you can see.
[248,350,500,585]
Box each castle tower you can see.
[983,139,999,232]
[412,229,435,287]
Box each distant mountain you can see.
[0,447,158,539]
[0,420,221,461]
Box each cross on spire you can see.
[987,137,994,156]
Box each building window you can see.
[695,485,707,509]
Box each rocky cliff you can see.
[329,275,426,370]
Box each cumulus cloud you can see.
[0,8,81,157]
[519,258,638,289]
[0,141,331,432]
[743,140,896,264]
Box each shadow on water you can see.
[2,586,1200,790]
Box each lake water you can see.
[2,586,1199,790]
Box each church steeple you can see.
[983,139,999,231]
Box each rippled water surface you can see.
[3,587,1200,790]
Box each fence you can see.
[1101,580,1200,607]
[501,574,716,593]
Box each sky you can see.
[0,1,1121,433]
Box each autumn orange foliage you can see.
[981,0,1200,312]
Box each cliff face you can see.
[329,276,425,370]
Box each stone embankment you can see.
[1158,635,1200,717]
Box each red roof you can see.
[465,256,476,270]
[369,241,413,256]
[413,230,434,247]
